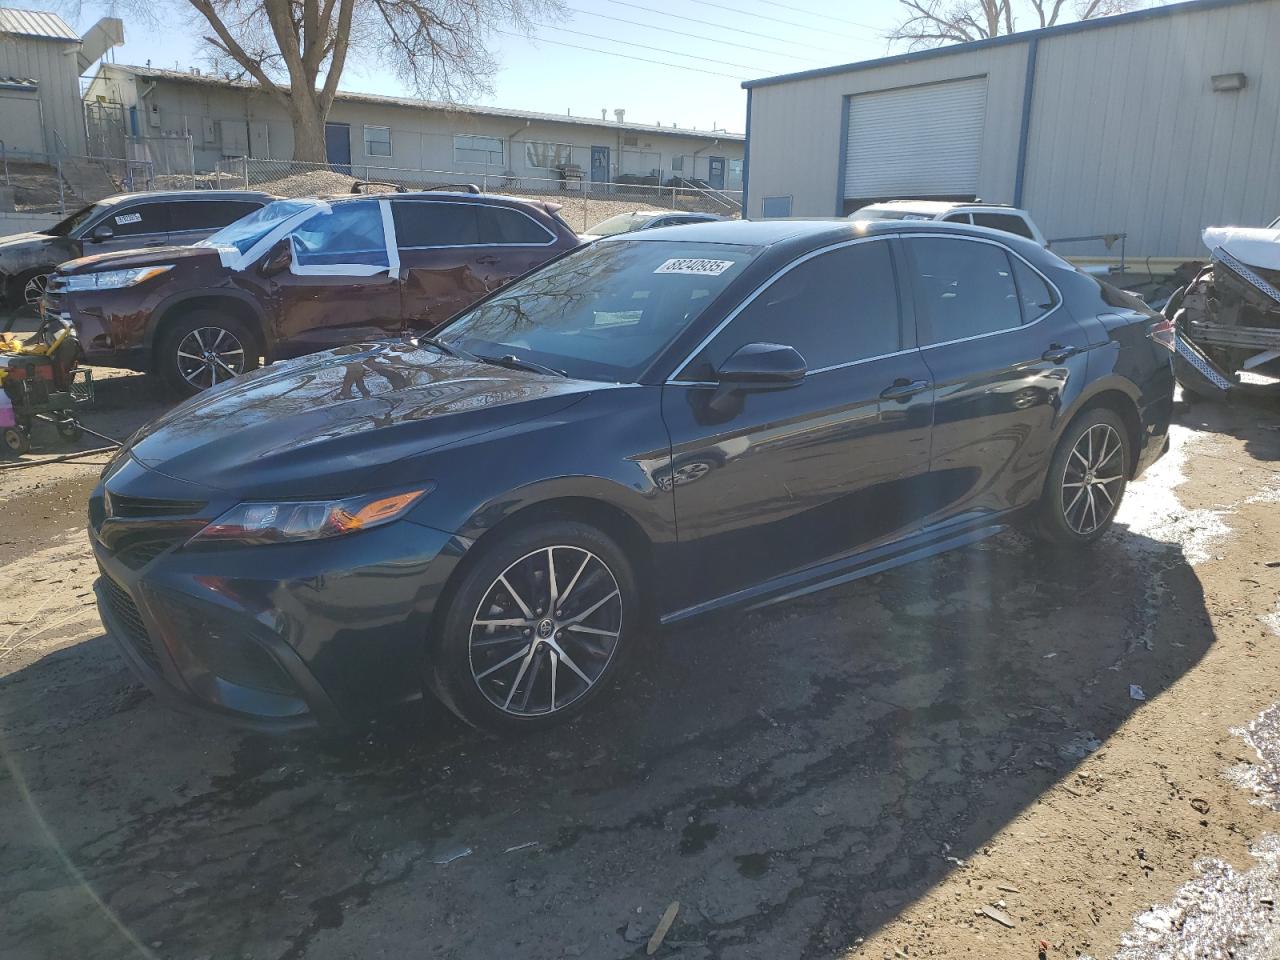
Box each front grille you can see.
[102,576,162,673]
[106,493,207,519]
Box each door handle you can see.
[474,255,499,265]
[1042,343,1080,363]
[879,378,931,402]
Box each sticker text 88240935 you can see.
[653,258,735,276]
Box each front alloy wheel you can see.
[22,272,48,305]
[431,519,638,733]
[176,325,247,390]
[469,545,623,717]
[1060,422,1125,535]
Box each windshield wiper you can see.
[414,334,474,360]
[474,352,569,378]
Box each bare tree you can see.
[889,0,1143,50]
[95,0,562,162]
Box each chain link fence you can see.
[207,157,742,231]
[0,144,742,231]
[0,147,164,215]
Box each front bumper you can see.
[41,292,150,371]
[93,511,466,730]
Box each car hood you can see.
[126,340,598,497]
[0,230,56,250]
[58,244,220,274]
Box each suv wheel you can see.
[1027,407,1130,546]
[156,309,260,397]
[9,269,50,308]
[428,520,638,734]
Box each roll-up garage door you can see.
[844,76,987,199]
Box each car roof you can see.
[614,217,882,246]
[101,190,277,204]
[615,216,1046,256]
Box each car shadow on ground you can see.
[0,488,1219,959]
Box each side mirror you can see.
[259,238,292,277]
[715,342,806,387]
[90,224,114,242]
[706,342,805,417]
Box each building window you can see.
[761,196,792,218]
[454,134,505,166]
[729,158,743,179]
[671,155,685,172]
[363,125,392,158]
[525,141,573,169]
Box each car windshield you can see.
[437,239,758,382]
[197,198,318,256]
[586,212,652,237]
[45,202,108,237]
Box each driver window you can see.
[290,200,389,269]
[680,240,902,380]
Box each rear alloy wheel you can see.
[1027,407,1130,546]
[430,521,637,733]
[157,309,261,397]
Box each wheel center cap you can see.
[536,618,555,639]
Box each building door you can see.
[325,122,352,173]
[707,156,726,190]
[843,76,986,204]
[0,94,45,153]
[590,146,610,182]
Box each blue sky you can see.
[63,0,914,133]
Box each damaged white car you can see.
[1164,216,1280,399]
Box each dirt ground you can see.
[2,373,1280,960]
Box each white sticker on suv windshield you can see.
[654,258,734,276]
[114,212,142,225]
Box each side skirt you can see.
[658,520,1010,626]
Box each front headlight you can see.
[62,265,173,292]
[189,487,433,546]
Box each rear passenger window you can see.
[168,200,264,233]
[104,203,166,237]
[908,237,1021,343]
[392,201,479,247]
[1011,256,1057,321]
[972,212,1035,240]
[478,207,552,244]
[685,240,900,377]
[942,213,971,224]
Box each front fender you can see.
[143,285,273,353]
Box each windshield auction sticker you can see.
[654,258,735,276]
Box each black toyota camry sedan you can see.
[91,219,1175,733]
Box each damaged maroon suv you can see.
[42,190,580,395]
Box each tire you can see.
[2,426,29,457]
[155,308,261,398]
[428,519,639,735]
[1027,407,1131,547]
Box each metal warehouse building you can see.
[741,0,1280,260]
[0,9,122,155]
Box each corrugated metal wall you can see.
[1021,0,1280,258]
[0,34,86,153]
[745,0,1280,258]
